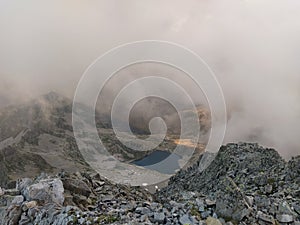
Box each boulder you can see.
[22,201,37,211]
[62,178,91,197]
[257,211,275,224]
[153,212,165,223]
[179,214,193,225]
[206,217,222,225]
[17,178,33,192]
[276,214,294,223]
[11,195,24,205]
[2,205,22,225]
[24,178,64,205]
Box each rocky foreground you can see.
[0,143,299,225]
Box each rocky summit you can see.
[158,143,300,224]
[0,143,299,224]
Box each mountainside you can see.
[0,92,91,187]
[0,92,299,224]
[0,92,206,188]
[0,143,299,224]
[158,143,300,224]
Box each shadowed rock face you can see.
[0,146,53,188]
[0,159,9,187]
[0,92,93,187]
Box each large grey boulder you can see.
[17,178,33,192]
[24,178,64,205]
[0,187,4,196]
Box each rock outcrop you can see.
[158,143,300,224]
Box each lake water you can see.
[132,150,181,174]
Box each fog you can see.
[0,0,299,157]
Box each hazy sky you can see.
[0,0,300,157]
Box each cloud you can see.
[0,0,299,157]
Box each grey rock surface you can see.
[0,143,299,224]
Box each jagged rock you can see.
[17,178,33,192]
[257,211,275,224]
[278,201,294,215]
[2,205,22,225]
[158,143,299,225]
[293,203,300,215]
[135,206,151,214]
[205,199,216,206]
[153,212,165,223]
[19,213,31,225]
[215,187,250,222]
[206,217,222,225]
[4,189,20,196]
[196,198,205,212]
[11,195,24,205]
[62,178,91,197]
[198,152,216,173]
[21,200,37,211]
[201,210,211,219]
[24,178,64,205]
[159,143,286,198]
[245,195,254,207]
[0,195,15,208]
[27,207,39,220]
[179,214,193,224]
[265,184,273,194]
[255,195,271,208]
[140,214,148,222]
[276,214,294,223]
[0,143,299,225]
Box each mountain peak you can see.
[40,91,69,103]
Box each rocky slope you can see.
[0,143,299,224]
[0,92,152,186]
[0,171,154,225]
[158,143,300,224]
[0,92,91,187]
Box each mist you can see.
[0,0,299,158]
